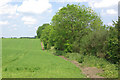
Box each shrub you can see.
[105,35,119,64]
[104,24,119,64]
[80,29,108,56]
[64,53,70,58]
[64,53,84,63]
[53,50,66,56]
[77,56,84,63]
[80,55,118,78]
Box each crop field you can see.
[2,39,86,78]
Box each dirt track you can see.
[59,56,104,78]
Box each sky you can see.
[0,0,119,38]
[118,1,120,17]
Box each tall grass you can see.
[64,53,118,78]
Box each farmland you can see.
[2,39,86,78]
[1,3,119,79]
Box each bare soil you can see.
[59,56,104,78]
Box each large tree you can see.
[51,4,104,52]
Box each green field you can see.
[2,39,86,78]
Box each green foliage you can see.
[65,53,118,78]
[37,23,50,38]
[82,55,118,78]
[53,50,66,56]
[104,21,119,64]
[64,40,73,52]
[51,4,103,52]
[40,25,55,49]
[80,29,108,56]
[37,3,119,65]
[100,64,118,78]
[65,53,84,63]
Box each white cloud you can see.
[0,0,12,6]
[0,21,9,25]
[92,0,119,8]
[0,0,18,14]
[50,0,88,2]
[13,24,17,27]
[88,1,95,8]
[17,0,52,14]
[13,27,17,30]
[101,9,106,16]
[8,15,13,18]
[106,9,117,15]
[51,0,118,9]
[7,13,19,19]
[48,9,53,13]
[21,16,37,25]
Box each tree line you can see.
[37,4,119,64]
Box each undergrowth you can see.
[49,47,118,78]
[64,53,118,78]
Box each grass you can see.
[64,53,118,78]
[2,38,86,78]
[82,55,118,78]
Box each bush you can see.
[79,55,118,78]
[77,56,84,63]
[101,64,118,78]
[64,41,73,52]
[64,53,84,63]
[53,50,66,56]
[64,53,70,58]
[104,24,119,64]
[105,34,119,64]
[72,41,80,53]
[80,29,108,56]
[43,43,47,49]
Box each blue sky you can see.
[0,0,119,38]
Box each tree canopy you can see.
[36,4,119,64]
[37,23,50,38]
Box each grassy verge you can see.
[50,48,118,78]
[64,53,118,78]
